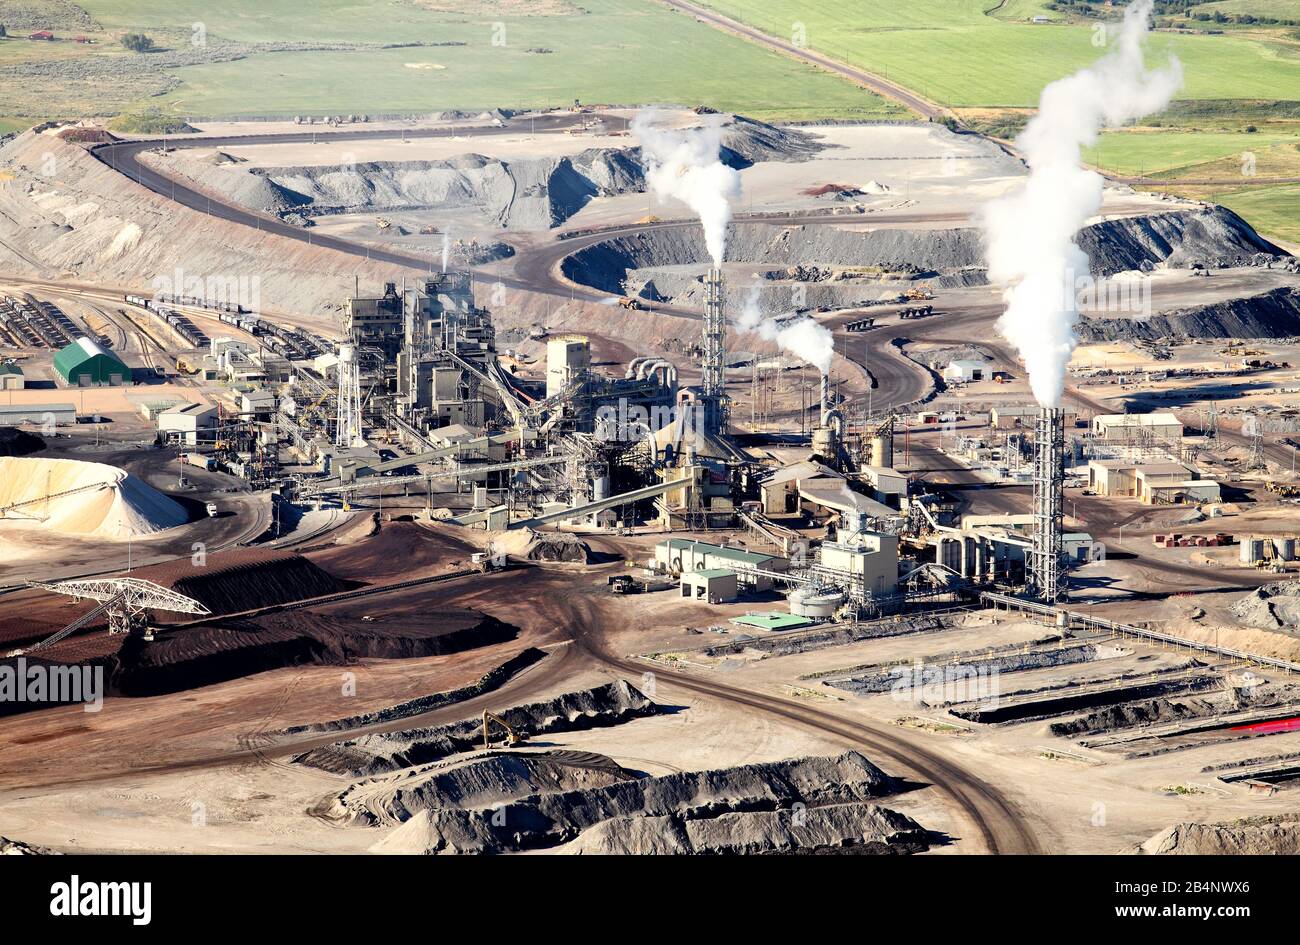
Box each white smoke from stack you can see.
[632,110,740,269]
[441,231,451,273]
[981,0,1181,407]
[738,281,835,376]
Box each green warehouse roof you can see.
[53,337,129,386]
[730,613,812,631]
[662,538,778,567]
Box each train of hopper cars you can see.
[123,293,330,361]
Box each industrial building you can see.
[53,337,129,387]
[1091,412,1183,445]
[655,539,788,590]
[943,359,988,383]
[1088,459,1220,505]
[680,568,739,603]
[157,402,219,446]
[0,361,24,390]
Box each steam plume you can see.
[739,281,834,376]
[633,110,740,269]
[981,0,1181,407]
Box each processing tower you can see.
[1029,405,1067,602]
[701,267,727,436]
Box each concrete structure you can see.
[240,389,277,419]
[546,335,591,398]
[53,337,129,387]
[0,362,24,390]
[859,465,907,507]
[680,568,738,603]
[655,538,787,590]
[943,359,988,383]
[157,401,218,446]
[1091,412,1183,445]
[820,532,899,597]
[760,460,839,516]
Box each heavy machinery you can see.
[482,710,527,750]
[904,284,934,301]
[618,297,643,311]
[1267,481,1300,498]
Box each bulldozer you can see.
[1267,481,1300,498]
[904,284,934,301]
[482,710,527,750]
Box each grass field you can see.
[696,0,1300,107]
[1083,130,1300,176]
[1211,183,1300,247]
[66,0,905,121]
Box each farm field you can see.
[1083,129,1300,177]
[64,0,906,121]
[695,0,1300,107]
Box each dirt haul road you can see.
[561,594,1041,855]
[1,560,1040,854]
[90,118,969,309]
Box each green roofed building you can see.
[53,337,130,387]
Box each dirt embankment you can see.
[374,750,922,855]
[1136,816,1300,854]
[269,646,548,737]
[1078,286,1300,343]
[293,680,661,777]
[0,132,411,325]
[563,206,1277,316]
[106,606,517,698]
[132,549,351,618]
[328,749,639,826]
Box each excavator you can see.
[482,710,527,750]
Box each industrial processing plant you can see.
[3,0,1300,878]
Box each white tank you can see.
[788,586,844,619]
[1273,537,1296,562]
[1240,537,1266,564]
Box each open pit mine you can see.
[1,3,1299,894]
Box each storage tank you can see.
[788,586,844,619]
[870,432,893,468]
[1273,536,1296,562]
[1240,537,1266,564]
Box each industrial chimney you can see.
[1028,405,1067,602]
[700,267,727,437]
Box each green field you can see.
[696,0,1300,107]
[67,0,905,121]
[1213,183,1300,246]
[1083,129,1300,176]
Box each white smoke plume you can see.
[632,110,741,269]
[981,0,1181,407]
[441,230,451,273]
[738,281,835,376]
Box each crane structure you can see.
[26,578,211,641]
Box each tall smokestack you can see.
[1029,406,1067,603]
[701,267,727,436]
[820,373,830,421]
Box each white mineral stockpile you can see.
[0,457,188,539]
